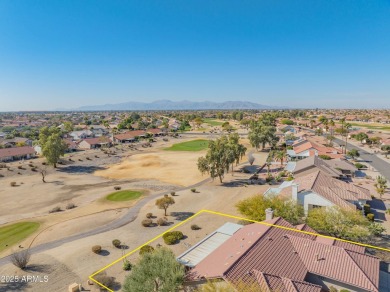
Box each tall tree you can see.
[155,195,175,216]
[198,134,246,183]
[39,127,67,168]
[123,247,185,292]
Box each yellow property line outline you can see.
[89,209,390,291]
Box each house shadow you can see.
[57,165,106,174]
[170,212,195,221]
[369,199,387,222]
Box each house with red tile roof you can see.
[0,146,36,162]
[183,216,385,292]
[113,130,146,143]
[287,139,343,160]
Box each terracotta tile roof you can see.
[146,128,162,134]
[253,270,322,292]
[289,235,379,291]
[114,130,146,140]
[293,156,342,177]
[81,137,110,145]
[0,146,35,159]
[294,171,370,209]
[189,218,380,291]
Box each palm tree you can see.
[274,150,286,167]
[340,120,352,154]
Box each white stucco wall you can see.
[297,191,334,215]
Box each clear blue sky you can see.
[0,0,389,111]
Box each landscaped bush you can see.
[191,224,201,230]
[191,188,196,193]
[162,231,184,245]
[114,186,121,190]
[146,213,153,218]
[49,206,62,213]
[141,219,153,227]
[41,162,46,165]
[123,260,132,271]
[112,239,121,248]
[92,245,102,254]
[0,163,6,168]
[0,174,4,177]
[66,202,76,210]
[265,175,273,182]
[319,154,331,160]
[10,182,17,187]
[157,218,167,226]
[237,219,254,225]
[170,191,176,196]
[367,213,375,222]
[363,204,371,215]
[354,162,367,169]
[17,166,24,170]
[94,272,114,289]
[139,245,155,255]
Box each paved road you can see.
[303,127,390,181]
[0,176,213,266]
[333,137,390,181]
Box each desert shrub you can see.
[112,239,121,248]
[10,182,17,187]
[49,206,61,213]
[78,159,82,161]
[94,272,114,290]
[0,163,6,168]
[237,219,254,225]
[191,224,201,230]
[86,157,91,160]
[366,213,375,222]
[31,167,37,171]
[17,166,23,169]
[265,175,273,182]
[363,204,371,215]
[10,250,30,270]
[157,218,167,226]
[191,188,196,193]
[146,213,153,218]
[114,186,121,190]
[286,176,294,181]
[162,231,184,245]
[66,202,76,209]
[170,191,176,196]
[329,287,338,292]
[139,245,155,255]
[141,219,153,227]
[355,162,366,169]
[123,260,132,271]
[0,174,3,177]
[339,290,351,292]
[92,245,102,254]
[41,162,46,165]
[95,155,99,158]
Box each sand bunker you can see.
[95,151,206,186]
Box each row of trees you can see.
[236,194,385,243]
[198,133,247,183]
[248,114,278,150]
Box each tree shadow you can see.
[221,179,249,187]
[99,250,110,256]
[170,212,195,221]
[25,264,52,273]
[120,245,129,250]
[0,281,29,292]
[57,165,106,174]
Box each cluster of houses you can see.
[179,211,389,291]
[0,128,166,162]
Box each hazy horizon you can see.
[1,1,390,111]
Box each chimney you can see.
[265,208,274,220]
[292,184,299,201]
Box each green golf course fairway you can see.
[0,222,40,253]
[203,118,223,126]
[106,190,144,202]
[164,139,209,151]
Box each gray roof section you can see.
[177,222,242,267]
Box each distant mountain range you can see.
[70,100,286,111]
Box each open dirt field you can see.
[95,151,206,187]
